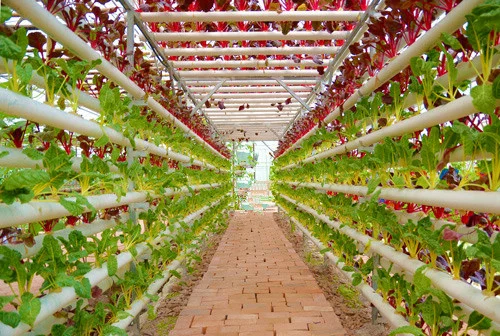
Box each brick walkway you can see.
[169,212,346,336]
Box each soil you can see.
[274,212,389,336]
[139,229,226,336]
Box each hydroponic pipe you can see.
[281,210,411,331]
[279,194,500,322]
[163,46,340,57]
[205,92,308,99]
[0,184,222,228]
[193,86,313,93]
[282,94,500,169]
[280,0,484,157]
[0,88,222,171]
[0,59,102,114]
[180,69,321,78]
[172,60,325,69]
[154,31,349,42]
[0,146,120,173]
[6,218,121,259]
[0,196,227,335]
[3,0,227,160]
[141,10,363,23]
[286,181,500,214]
[186,80,318,86]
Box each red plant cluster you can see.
[40,0,229,157]
[275,0,463,157]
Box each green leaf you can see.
[59,194,95,216]
[0,151,8,159]
[1,169,50,191]
[388,325,426,336]
[441,32,462,50]
[0,35,22,60]
[169,269,182,279]
[102,325,128,336]
[366,177,381,195]
[51,324,75,336]
[19,292,41,327]
[413,265,431,295]
[471,84,496,115]
[95,132,110,148]
[493,74,500,99]
[468,310,492,330]
[0,311,21,328]
[319,248,330,254]
[0,295,15,309]
[22,148,44,160]
[351,272,362,286]
[55,274,91,299]
[107,254,118,276]
[0,6,12,24]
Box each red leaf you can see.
[442,227,463,241]
[285,97,292,105]
[317,66,325,75]
[197,0,214,12]
[239,105,245,111]
[204,100,211,108]
[277,104,283,111]
[218,100,225,110]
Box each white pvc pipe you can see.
[6,218,121,259]
[279,194,500,322]
[3,0,227,160]
[179,69,321,78]
[208,113,295,118]
[0,184,222,228]
[0,195,228,335]
[186,79,318,86]
[283,212,411,331]
[214,103,301,108]
[191,86,313,93]
[0,89,221,171]
[0,59,101,114]
[141,10,363,23]
[205,107,297,112]
[280,0,484,157]
[0,146,120,173]
[202,92,308,99]
[154,31,349,42]
[163,46,339,57]
[173,59,326,69]
[282,95,499,169]
[286,181,500,214]
[215,121,289,125]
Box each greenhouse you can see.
[0,0,499,335]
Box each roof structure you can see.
[132,0,376,142]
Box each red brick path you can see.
[169,212,346,336]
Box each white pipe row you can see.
[0,184,222,228]
[3,0,227,160]
[201,92,308,99]
[191,86,313,93]
[212,103,302,108]
[0,146,120,173]
[286,181,500,214]
[140,10,363,23]
[179,69,321,78]
[155,31,349,42]
[186,79,318,86]
[281,95,499,169]
[0,59,102,114]
[0,196,227,335]
[278,194,500,323]
[0,88,222,172]
[163,46,340,57]
[172,59,326,69]
[281,210,411,332]
[280,0,484,157]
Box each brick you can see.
[169,328,204,336]
[239,323,274,332]
[226,314,258,320]
[274,322,309,331]
[191,315,225,327]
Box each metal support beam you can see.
[163,46,340,57]
[274,78,312,112]
[192,80,227,115]
[154,31,349,42]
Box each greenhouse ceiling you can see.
[128,0,374,142]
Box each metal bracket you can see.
[191,79,227,115]
[274,78,312,112]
